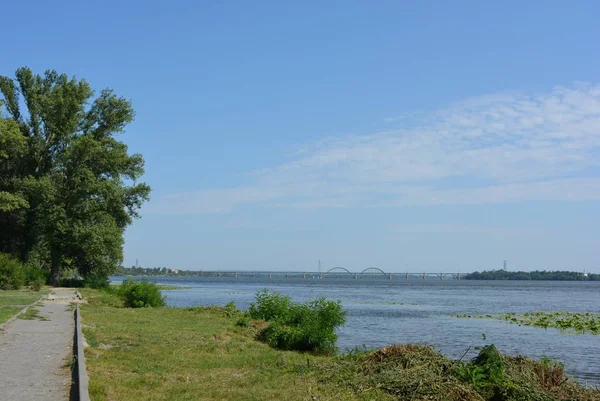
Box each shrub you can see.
[59,277,85,288]
[116,279,166,308]
[29,277,45,291]
[83,273,111,290]
[248,289,347,352]
[248,290,293,321]
[235,315,250,327]
[23,264,48,289]
[0,253,25,290]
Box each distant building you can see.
[171,269,179,274]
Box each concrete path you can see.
[0,289,78,401]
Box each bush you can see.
[248,289,347,352]
[0,253,25,290]
[83,273,111,290]
[23,264,48,290]
[116,279,166,308]
[29,277,45,291]
[235,315,250,327]
[58,277,85,288]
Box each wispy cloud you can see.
[388,223,539,235]
[148,83,600,214]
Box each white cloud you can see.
[148,83,600,214]
[388,223,537,235]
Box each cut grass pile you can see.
[0,289,48,324]
[80,290,600,401]
[318,344,599,401]
[17,307,49,321]
[454,311,600,335]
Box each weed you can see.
[18,308,49,321]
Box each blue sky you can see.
[3,1,599,272]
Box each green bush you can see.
[58,277,85,288]
[116,279,166,308]
[23,265,48,289]
[29,277,45,291]
[248,289,347,352]
[0,253,25,290]
[235,315,250,327]
[83,273,111,289]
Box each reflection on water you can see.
[111,276,600,383]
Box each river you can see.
[110,276,600,384]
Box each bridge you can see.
[188,269,465,280]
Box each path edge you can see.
[74,303,91,401]
[0,293,46,331]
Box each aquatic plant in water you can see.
[453,311,600,335]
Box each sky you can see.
[2,1,599,273]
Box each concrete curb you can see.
[74,304,91,401]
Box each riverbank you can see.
[79,289,599,401]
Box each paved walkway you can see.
[0,289,78,401]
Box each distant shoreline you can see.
[462,269,599,281]
[113,267,600,281]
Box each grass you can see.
[0,289,48,324]
[81,289,387,401]
[18,307,49,321]
[319,344,600,401]
[80,289,600,401]
[454,311,600,335]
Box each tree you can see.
[0,110,28,256]
[0,67,150,285]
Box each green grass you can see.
[0,307,21,325]
[0,289,48,324]
[80,290,600,401]
[81,290,390,401]
[18,307,49,321]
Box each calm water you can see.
[111,276,600,383]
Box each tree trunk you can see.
[50,248,60,287]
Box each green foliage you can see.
[464,269,600,281]
[319,343,600,401]
[18,307,49,321]
[455,311,600,335]
[116,279,166,308]
[248,289,293,321]
[235,315,250,327]
[0,253,25,289]
[248,289,347,352]
[455,345,515,398]
[83,273,111,290]
[58,277,85,288]
[0,68,151,285]
[29,277,45,291]
[23,264,48,288]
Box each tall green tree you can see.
[0,108,28,256]
[0,68,150,285]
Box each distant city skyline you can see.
[5,1,599,272]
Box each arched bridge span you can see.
[325,267,352,274]
[360,267,387,275]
